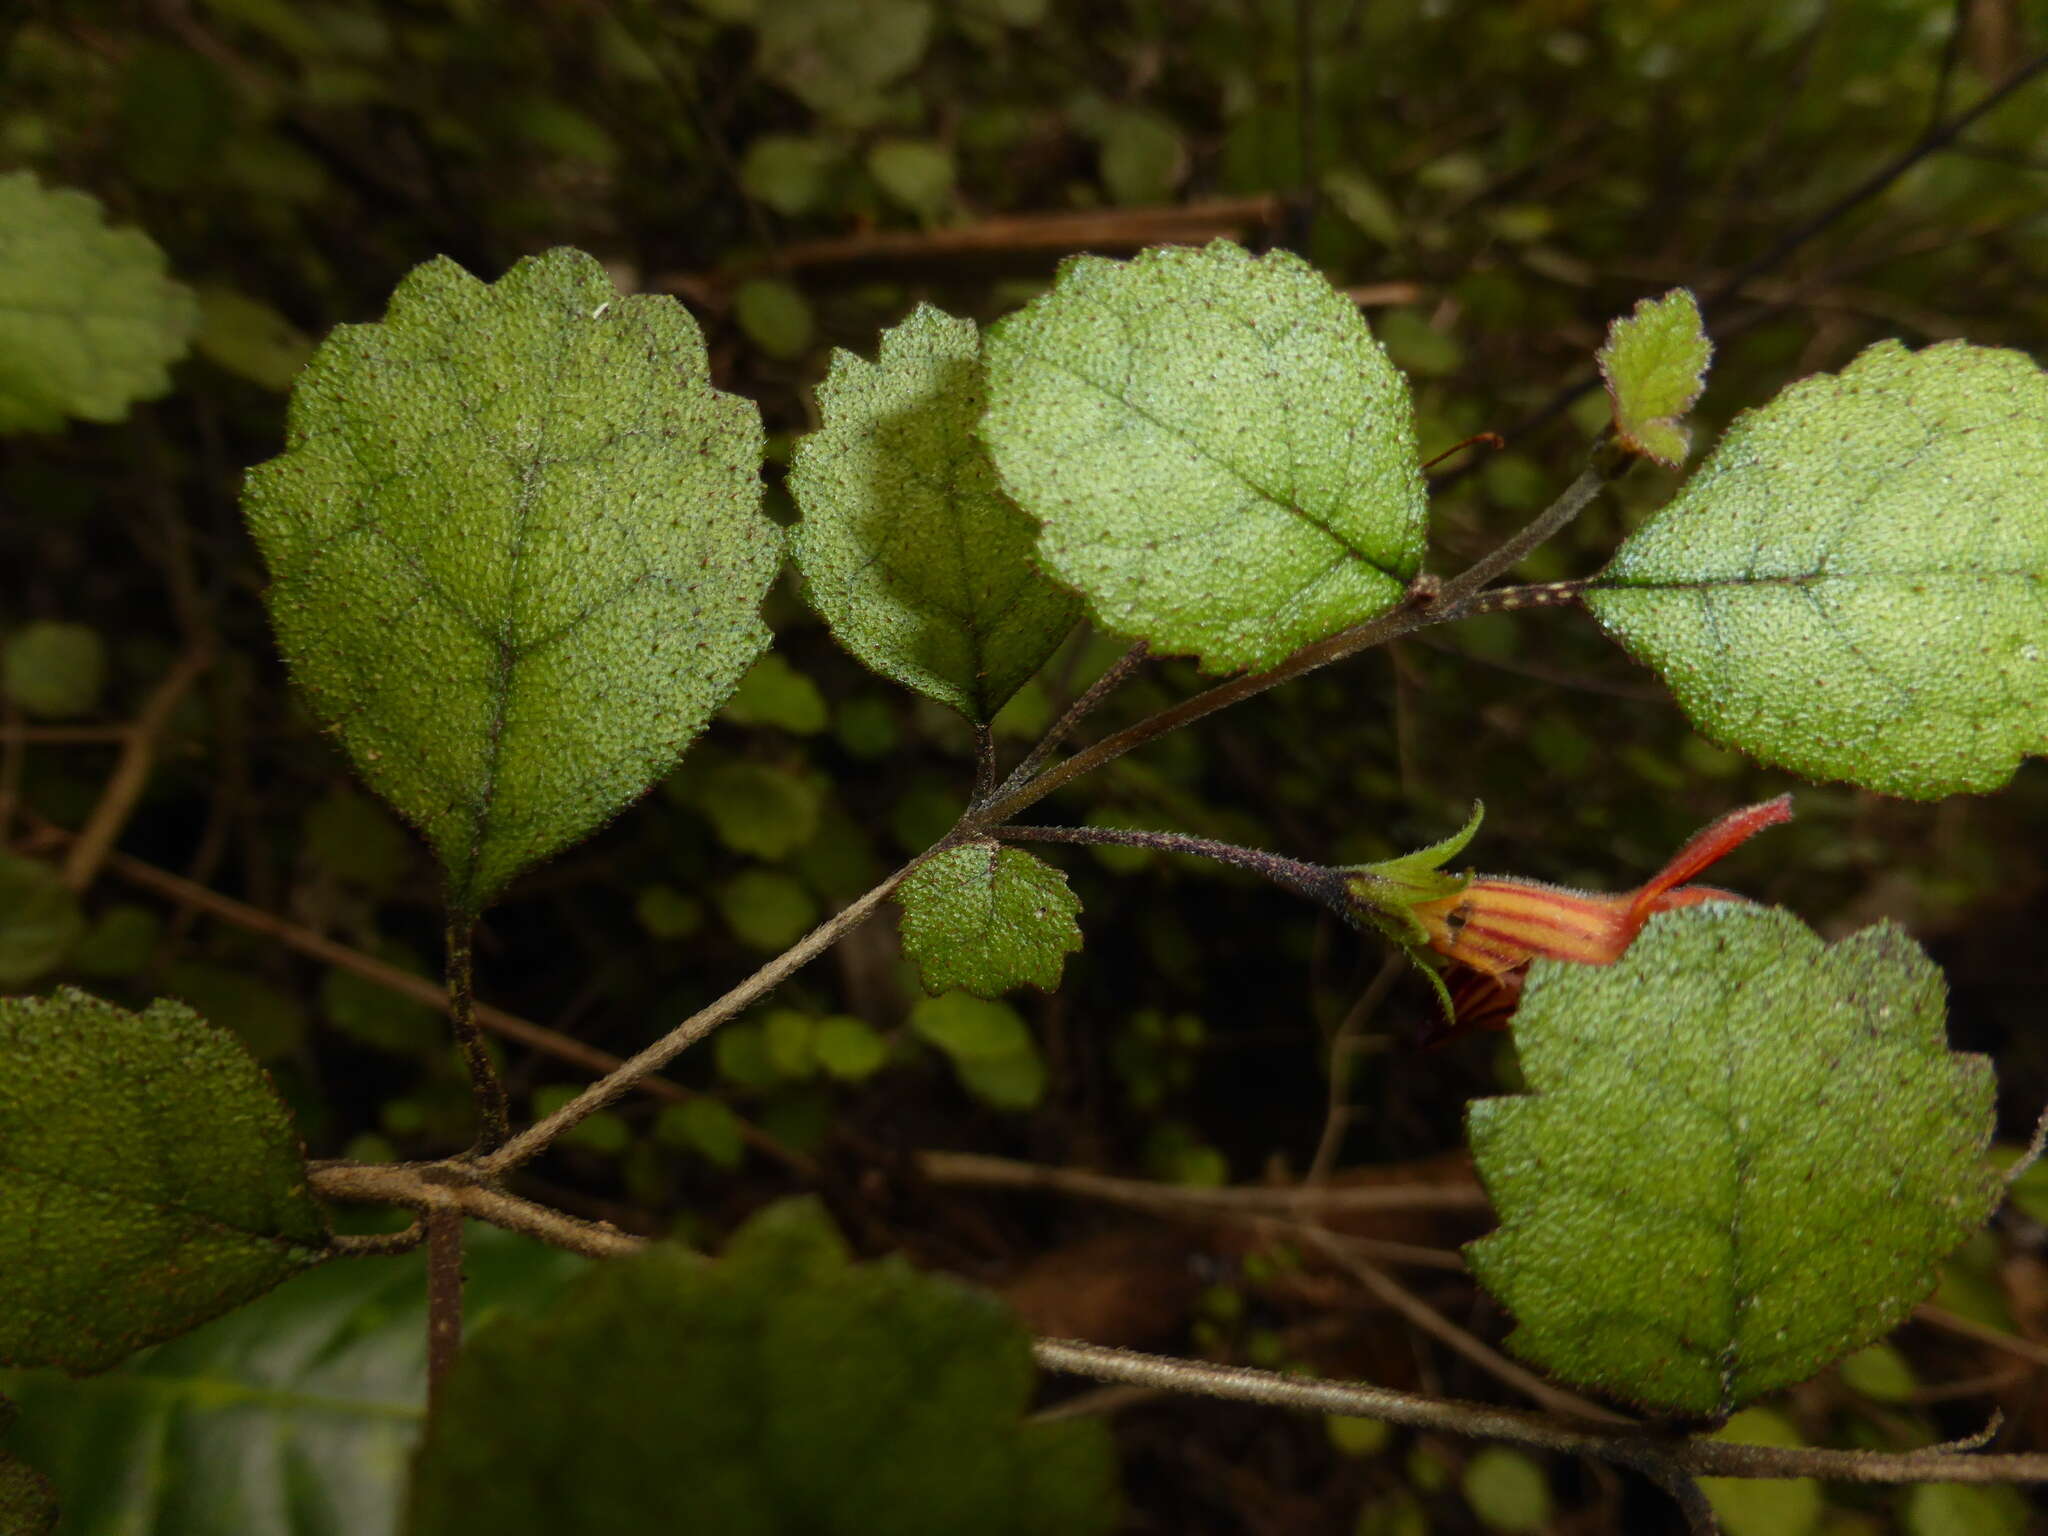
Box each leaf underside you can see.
[981,240,1427,674]
[243,248,779,914]
[897,840,1083,996]
[0,172,198,433]
[1466,906,2000,1417]
[790,305,1079,720]
[0,989,328,1375]
[1588,340,2048,799]
[407,1199,1118,1536]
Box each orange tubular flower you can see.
[1412,795,1793,1034]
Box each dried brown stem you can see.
[916,1150,1491,1215]
[308,1161,645,1261]
[424,1198,464,1413]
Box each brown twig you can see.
[1304,954,1405,1189]
[916,1150,1491,1215]
[445,920,509,1155]
[1914,1303,2048,1370]
[61,645,212,892]
[308,1161,645,1261]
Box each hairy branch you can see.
[309,1160,645,1260]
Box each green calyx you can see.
[1339,801,1482,946]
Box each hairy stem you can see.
[310,1160,645,1260]
[968,457,1621,832]
[989,641,1149,805]
[994,823,1347,911]
[446,921,510,1155]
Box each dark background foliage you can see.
[4,1,2047,1530]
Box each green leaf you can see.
[1596,288,1711,466]
[866,139,955,220]
[791,304,1079,720]
[0,1225,583,1536]
[1903,1482,2030,1536]
[721,652,829,733]
[1586,340,2048,799]
[1466,906,2001,1416]
[302,786,416,893]
[690,759,824,859]
[717,868,818,951]
[1459,1446,1552,1534]
[0,989,328,1374]
[162,960,309,1061]
[1699,1407,1821,1536]
[813,1015,888,1081]
[897,841,1082,996]
[754,0,933,125]
[910,993,1047,1111]
[242,248,779,915]
[0,1445,56,1536]
[67,904,161,980]
[319,944,440,1055]
[740,135,845,217]
[407,1200,1118,1535]
[0,172,198,433]
[633,882,704,940]
[0,856,83,990]
[982,240,1427,673]
[1094,109,1187,206]
[2,622,107,719]
[733,277,814,361]
[193,284,314,392]
[1837,1341,1916,1402]
[656,1097,747,1169]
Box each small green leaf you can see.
[717,868,818,951]
[982,240,1426,673]
[0,856,83,990]
[721,652,829,733]
[0,1225,582,1536]
[2,622,107,719]
[865,138,954,220]
[1700,1407,1821,1536]
[1837,1341,1916,1403]
[690,759,824,859]
[242,248,779,915]
[1586,340,2048,799]
[193,284,313,391]
[1094,109,1187,206]
[634,883,704,940]
[1904,1482,2030,1536]
[740,135,845,216]
[0,172,198,433]
[656,1097,747,1169]
[733,277,814,361]
[1459,1446,1552,1534]
[897,841,1081,996]
[0,989,328,1374]
[406,1199,1118,1536]
[319,944,439,1054]
[302,786,415,893]
[791,304,1079,720]
[813,1015,888,1081]
[910,993,1047,1111]
[162,960,309,1061]
[0,1407,55,1536]
[1596,288,1711,466]
[1466,906,2001,1416]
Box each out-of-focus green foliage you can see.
[406,1200,1118,1536]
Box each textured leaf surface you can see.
[0,173,198,433]
[898,841,1082,995]
[0,989,328,1374]
[1597,288,1710,466]
[243,248,778,913]
[408,1200,1118,1536]
[791,306,1079,719]
[982,240,1426,673]
[1466,906,2000,1415]
[0,1226,582,1536]
[1587,341,2048,798]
